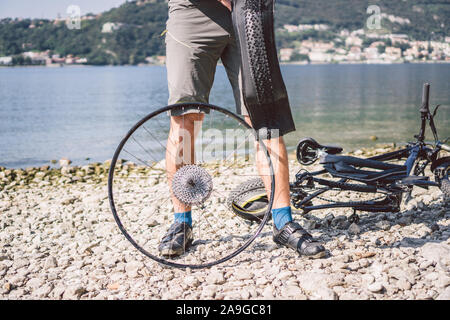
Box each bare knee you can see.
[171,113,205,129]
[244,115,252,127]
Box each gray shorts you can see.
[166,0,247,116]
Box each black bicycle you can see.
[228,83,450,222]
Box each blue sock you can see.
[272,206,293,230]
[174,211,192,227]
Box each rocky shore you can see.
[0,145,449,300]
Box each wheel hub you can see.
[171,165,213,206]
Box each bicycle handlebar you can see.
[421,83,430,113]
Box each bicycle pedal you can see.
[348,213,360,224]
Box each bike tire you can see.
[227,178,268,222]
[440,178,450,198]
[108,103,275,269]
[433,158,450,198]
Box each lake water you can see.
[0,64,449,168]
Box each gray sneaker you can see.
[158,222,193,257]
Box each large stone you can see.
[205,271,225,285]
[297,271,337,299]
[262,286,275,299]
[361,274,375,285]
[420,243,450,266]
[375,220,391,231]
[201,285,217,298]
[62,286,87,300]
[283,285,304,299]
[34,284,54,298]
[26,278,45,290]
[348,223,361,235]
[310,287,337,300]
[301,272,332,288]
[59,158,72,167]
[436,287,450,300]
[331,216,350,229]
[388,267,416,285]
[44,256,58,269]
[125,261,144,278]
[183,276,200,287]
[324,213,335,227]
[367,282,384,293]
[235,269,254,281]
[277,271,293,281]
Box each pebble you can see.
[331,216,350,229]
[202,285,217,298]
[206,271,225,285]
[436,287,450,300]
[184,276,200,288]
[262,286,275,299]
[396,278,411,291]
[283,285,303,299]
[375,220,391,231]
[44,256,58,269]
[63,286,87,300]
[277,271,292,281]
[367,282,384,293]
[235,270,254,281]
[59,158,72,167]
[348,223,361,235]
[362,274,375,285]
[312,287,337,300]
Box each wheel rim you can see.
[108,103,275,269]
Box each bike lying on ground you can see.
[228,83,450,222]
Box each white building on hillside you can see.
[0,57,13,65]
[102,22,122,33]
[280,48,294,61]
[345,36,363,47]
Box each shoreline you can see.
[281,60,450,66]
[1,144,448,192]
[0,141,428,171]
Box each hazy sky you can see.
[0,0,128,19]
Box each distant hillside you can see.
[0,0,448,65]
[276,0,449,36]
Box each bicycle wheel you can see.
[108,103,274,269]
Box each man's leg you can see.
[222,39,292,228]
[166,113,204,218]
[243,118,289,206]
[244,117,292,227]
[223,2,325,258]
[159,112,205,256]
[244,117,325,258]
[159,1,229,257]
